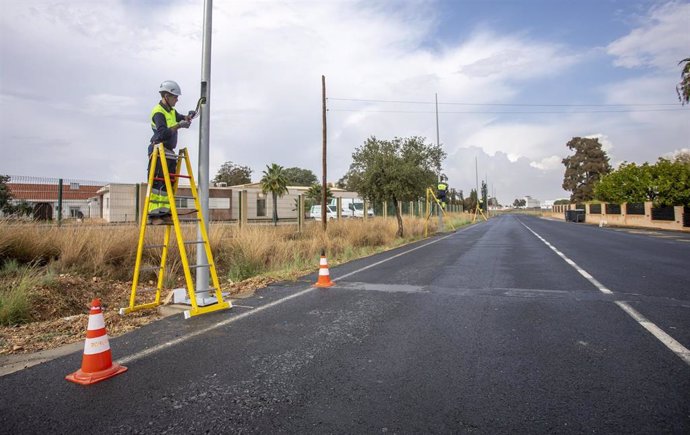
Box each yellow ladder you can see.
[424,187,456,237]
[120,143,231,319]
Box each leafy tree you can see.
[336,174,349,189]
[305,183,333,204]
[260,163,289,225]
[595,157,690,206]
[481,181,488,212]
[0,175,32,218]
[677,57,690,105]
[464,189,478,212]
[594,162,653,203]
[0,175,12,213]
[554,199,571,205]
[512,198,526,207]
[562,137,612,202]
[650,158,690,206]
[345,136,445,237]
[448,188,461,206]
[282,167,318,186]
[213,161,252,186]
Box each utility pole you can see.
[321,75,327,232]
[475,156,479,213]
[436,93,443,232]
[196,0,212,303]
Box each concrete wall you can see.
[549,202,689,232]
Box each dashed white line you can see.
[615,301,690,366]
[521,219,690,367]
[520,221,613,294]
[118,228,466,365]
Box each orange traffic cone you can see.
[314,249,335,287]
[66,298,127,385]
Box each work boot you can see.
[149,214,173,225]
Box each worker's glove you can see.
[177,120,191,129]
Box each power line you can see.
[329,108,687,114]
[328,97,679,107]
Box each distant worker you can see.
[437,174,448,209]
[147,80,192,224]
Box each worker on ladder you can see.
[147,80,193,225]
[437,174,449,209]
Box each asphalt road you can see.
[1,214,689,434]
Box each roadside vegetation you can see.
[0,214,473,353]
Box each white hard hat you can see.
[159,80,181,96]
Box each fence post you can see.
[298,194,304,232]
[241,190,248,227]
[238,190,244,229]
[363,199,368,220]
[57,178,63,226]
[383,201,387,218]
[134,184,140,224]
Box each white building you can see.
[524,195,541,209]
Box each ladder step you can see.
[189,264,211,269]
[153,174,191,180]
[184,240,206,245]
[179,218,201,223]
[173,195,196,200]
[140,265,162,272]
[143,244,166,249]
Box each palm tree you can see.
[260,163,289,225]
[678,57,690,105]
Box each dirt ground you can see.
[0,274,275,356]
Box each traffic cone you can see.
[66,298,127,385]
[314,249,335,288]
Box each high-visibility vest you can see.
[437,182,448,191]
[150,103,178,130]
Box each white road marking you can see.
[118,228,467,365]
[521,219,690,367]
[520,221,613,294]
[615,301,690,366]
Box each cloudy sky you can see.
[1,0,688,204]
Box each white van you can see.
[329,198,374,218]
[309,204,337,220]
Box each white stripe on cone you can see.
[319,268,330,276]
[87,313,106,330]
[320,257,328,266]
[83,335,112,355]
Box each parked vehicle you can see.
[329,198,374,218]
[309,204,337,220]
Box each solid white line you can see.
[519,221,613,294]
[118,228,468,365]
[615,301,690,366]
[520,219,690,367]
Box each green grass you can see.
[0,265,37,325]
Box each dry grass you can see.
[0,214,475,354]
[0,214,473,321]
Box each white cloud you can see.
[0,0,688,206]
[530,156,562,171]
[607,2,690,70]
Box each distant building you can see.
[6,181,103,220]
[524,195,541,209]
[541,200,554,210]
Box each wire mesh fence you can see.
[1,175,138,224]
[1,174,464,226]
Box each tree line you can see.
[560,137,690,207]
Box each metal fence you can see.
[2,174,464,226]
[1,175,138,224]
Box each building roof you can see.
[8,182,103,201]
